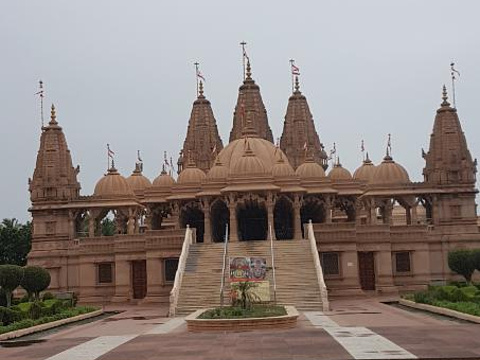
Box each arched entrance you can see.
[211,199,229,242]
[237,200,267,241]
[274,196,293,240]
[180,202,204,243]
[300,197,326,237]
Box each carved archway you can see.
[211,198,229,242]
[237,197,268,241]
[180,201,204,242]
[300,196,326,237]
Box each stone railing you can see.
[307,220,329,312]
[169,226,194,317]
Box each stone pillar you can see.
[68,210,75,239]
[293,195,303,239]
[127,215,135,235]
[405,206,412,225]
[411,204,418,225]
[144,255,163,303]
[228,195,238,242]
[369,199,377,225]
[111,258,131,302]
[325,196,332,224]
[386,201,394,226]
[88,211,95,237]
[355,200,362,226]
[202,199,212,243]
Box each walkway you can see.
[2,298,480,360]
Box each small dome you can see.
[177,160,206,184]
[207,159,228,180]
[153,169,176,187]
[296,158,326,179]
[272,153,295,178]
[94,166,134,197]
[126,164,151,192]
[353,154,376,182]
[328,161,352,180]
[372,155,410,185]
[230,141,267,176]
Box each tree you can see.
[0,218,32,266]
[101,218,116,236]
[21,266,51,300]
[0,264,24,307]
[448,250,477,284]
[473,249,480,272]
[231,281,259,309]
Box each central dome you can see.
[216,137,285,175]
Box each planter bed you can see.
[399,299,480,324]
[185,306,299,332]
[0,308,103,341]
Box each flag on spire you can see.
[450,62,460,78]
[164,151,169,167]
[137,150,143,162]
[387,134,392,156]
[107,144,115,158]
[196,68,206,82]
[291,63,300,76]
[361,140,365,153]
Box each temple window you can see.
[320,252,340,276]
[164,258,179,283]
[97,263,113,284]
[394,251,411,273]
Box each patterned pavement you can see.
[1,299,480,360]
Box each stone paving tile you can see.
[0,337,93,360]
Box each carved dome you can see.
[177,161,206,184]
[94,166,134,197]
[229,141,267,176]
[207,159,228,180]
[216,137,281,173]
[272,153,295,178]
[296,158,326,179]
[372,155,410,185]
[153,169,176,187]
[328,161,352,180]
[353,155,376,182]
[126,164,151,192]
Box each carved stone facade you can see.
[28,76,480,304]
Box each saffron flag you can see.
[107,144,115,158]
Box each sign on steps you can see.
[229,257,270,302]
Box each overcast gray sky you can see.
[1,0,479,222]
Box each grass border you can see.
[399,299,480,324]
[0,308,103,341]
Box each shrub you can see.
[42,292,55,301]
[21,266,51,300]
[448,250,476,284]
[0,306,25,325]
[434,286,457,301]
[0,264,24,307]
[29,301,43,320]
[413,291,433,304]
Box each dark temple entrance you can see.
[180,203,204,243]
[238,202,267,241]
[358,252,376,290]
[211,199,229,242]
[131,260,147,299]
[274,196,294,240]
[300,197,326,237]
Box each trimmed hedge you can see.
[0,306,97,335]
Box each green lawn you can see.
[198,305,287,319]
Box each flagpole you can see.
[289,59,295,94]
[240,41,247,80]
[450,62,457,109]
[194,62,199,98]
[106,144,110,172]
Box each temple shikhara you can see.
[28,57,480,314]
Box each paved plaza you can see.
[1,298,480,360]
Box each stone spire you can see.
[229,60,274,143]
[280,76,328,169]
[423,86,476,185]
[181,81,224,172]
[29,104,81,202]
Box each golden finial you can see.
[294,76,300,92]
[246,59,252,79]
[49,104,58,125]
[199,80,204,96]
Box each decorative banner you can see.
[229,257,267,282]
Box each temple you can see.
[28,61,480,313]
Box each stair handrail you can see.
[220,224,229,306]
[169,225,193,317]
[269,224,277,304]
[307,220,330,311]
